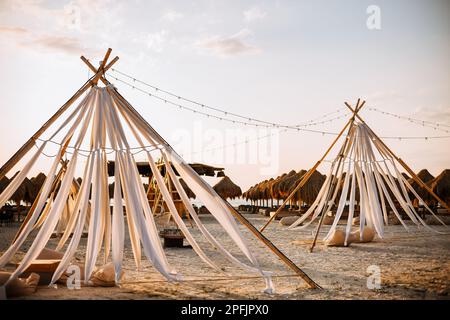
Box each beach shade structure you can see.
[0,177,10,194]
[287,170,325,206]
[430,170,450,206]
[261,99,449,252]
[213,176,242,200]
[407,169,435,205]
[31,173,47,194]
[0,48,319,291]
[107,161,224,179]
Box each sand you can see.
[0,214,449,300]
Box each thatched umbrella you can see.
[268,174,284,202]
[30,172,46,201]
[277,170,298,199]
[0,176,10,194]
[430,169,450,206]
[288,170,325,206]
[213,176,242,200]
[9,174,36,220]
[408,169,434,204]
[180,179,196,199]
[271,173,288,200]
[21,178,37,205]
[10,172,25,206]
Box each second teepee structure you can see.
[262,100,449,251]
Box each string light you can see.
[368,107,450,133]
[107,74,345,135]
[104,70,450,142]
[109,68,346,128]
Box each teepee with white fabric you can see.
[0,49,319,291]
[262,99,449,251]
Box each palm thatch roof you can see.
[31,172,46,190]
[408,169,435,203]
[243,169,326,204]
[430,169,450,205]
[107,161,224,178]
[179,179,196,199]
[0,176,9,194]
[213,176,242,200]
[9,173,36,205]
[288,170,325,205]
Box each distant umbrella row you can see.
[0,171,244,206]
[243,169,450,207]
[0,172,47,206]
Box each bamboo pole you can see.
[224,202,321,289]
[111,84,321,289]
[260,117,354,232]
[309,100,364,252]
[0,50,118,180]
[12,160,68,243]
[347,108,450,213]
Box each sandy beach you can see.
[1,213,449,300]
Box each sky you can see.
[0,0,449,192]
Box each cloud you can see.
[196,29,261,57]
[162,10,183,22]
[27,35,92,55]
[243,7,267,23]
[0,23,99,56]
[0,26,29,34]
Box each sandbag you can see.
[0,272,40,298]
[280,216,300,226]
[90,262,124,287]
[322,214,335,225]
[56,264,86,285]
[350,227,375,243]
[324,230,349,247]
[37,248,64,260]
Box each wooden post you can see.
[110,82,321,289]
[224,202,321,289]
[309,100,364,252]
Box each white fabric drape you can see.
[287,121,447,241]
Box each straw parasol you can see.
[30,172,46,201]
[0,176,9,194]
[408,169,434,204]
[288,170,325,205]
[9,172,25,205]
[22,178,37,205]
[213,176,242,200]
[430,169,450,206]
[180,179,196,199]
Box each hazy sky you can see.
[0,0,449,191]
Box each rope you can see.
[110,68,347,128]
[106,72,450,141]
[33,139,163,158]
[368,107,450,133]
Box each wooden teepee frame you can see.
[261,98,450,251]
[0,48,320,289]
